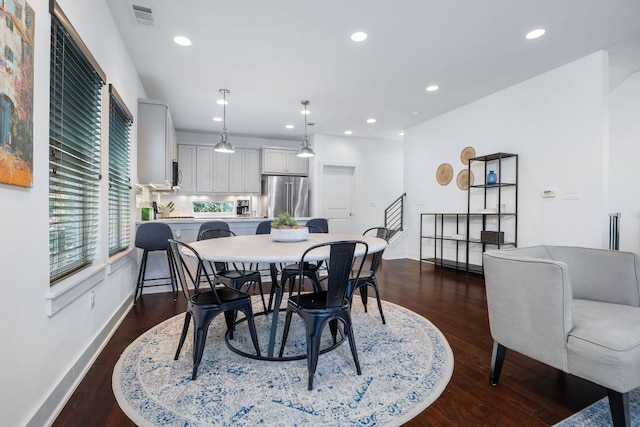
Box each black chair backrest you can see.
[135,222,174,250]
[363,227,390,273]
[168,239,222,304]
[255,220,272,235]
[297,240,367,307]
[198,228,235,241]
[363,226,391,242]
[306,218,329,233]
[197,221,230,239]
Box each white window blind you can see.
[108,85,132,256]
[49,4,105,283]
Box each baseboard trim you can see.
[29,295,133,427]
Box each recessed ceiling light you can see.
[351,32,368,42]
[366,118,376,124]
[344,130,353,135]
[301,109,310,115]
[426,85,439,92]
[173,36,192,46]
[216,99,228,105]
[285,124,294,129]
[398,131,405,136]
[411,111,421,116]
[525,28,546,40]
[212,117,222,122]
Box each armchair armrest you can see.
[483,251,572,371]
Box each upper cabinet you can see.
[137,99,177,187]
[177,145,196,192]
[179,145,260,194]
[262,148,308,176]
[230,148,261,193]
[195,146,230,193]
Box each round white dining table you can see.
[185,233,388,358]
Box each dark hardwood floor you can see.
[53,259,605,426]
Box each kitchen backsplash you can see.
[136,188,263,218]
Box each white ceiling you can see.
[106,0,640,142]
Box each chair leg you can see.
[607,389,630,427]
[134,250,149,303]
[191,312,216,380]
[490,341,507,386]
[278,308,295,357]
[240,306,261,357]
[165,249,177,301]
[341,314,362,376]
[307,326,325,390]
[329,319,339,345]
[174,311,192,360]
[369,279,386,324]
[224,310,236,340]
[359,284,369,312]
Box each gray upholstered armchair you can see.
[483,246,640,427]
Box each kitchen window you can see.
[49,2,106,283]
[192,201,234,213]
[108,85,133,256]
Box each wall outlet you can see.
[369,201,377,207]
[90,290,95,309]
[562,191,580,200]
[541,190,555,198]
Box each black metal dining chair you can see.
[278,239,368,390]
[198,227,268,315]
[168,239,260,380]
[347,227,391,324]
[278,218,329,301]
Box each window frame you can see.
[108,85,133,257]
[49,1,106,284]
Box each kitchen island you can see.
[134,217,311,296]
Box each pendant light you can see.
[213,89,235,153]
[297,100,315,158]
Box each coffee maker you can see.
[236,199,250,216]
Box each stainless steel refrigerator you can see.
[263,176,309,218]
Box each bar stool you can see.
[134,222,177,302]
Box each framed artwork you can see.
[0,0,35,188]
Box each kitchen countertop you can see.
[136,216,312,225]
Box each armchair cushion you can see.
[568,299,640,392]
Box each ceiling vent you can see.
[131,3,155,27]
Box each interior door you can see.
[322,165,356,234]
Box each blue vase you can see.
[487,170,497,185]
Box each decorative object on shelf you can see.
[436,163,453,186]
[296,100,315,158]
[456,169,474,190]
[270,213,309,242]
[486,170,497,185]
[460,146,476,165]
[213,89,235,153]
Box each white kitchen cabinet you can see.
[196,146,214,192]
[262,148,308,176]
[192,145,231,193]
[230,148,261,193]
[212,150,230,193]
[177,145,196,192]
[137,99,177,187]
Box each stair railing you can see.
[384,193,406,239]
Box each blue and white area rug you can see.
[554,388,640,426]
[113,298,454,426]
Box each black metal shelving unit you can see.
[420,152,518,275]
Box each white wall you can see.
[609,71,640,253]
[0,1,145,426]
[310,134,405,256]
[403,52,610,260]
